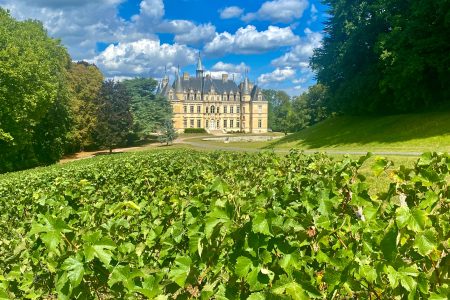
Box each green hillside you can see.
[268,111,450,152]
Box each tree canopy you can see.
[311,0,450,114]
[0,8,71,172]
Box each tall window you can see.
[190,106,194,113]
[217,120,220,128]
[183,106,187,113]
[197,119,201,128]
[206,107,209,113]
[258,105,263,113]
[190,119,194,128]
[237,106,240,114]
[230,120,234,128]
[217,107,220,113]
[230,106,234,114]
[224,106,227,114]
[197,106,201,113]
[258,119,262,128]
[237,119,240,128]
[223,120,227,128]
[183,119,187,128]
[211,106,215,113]
[206,120,209,128]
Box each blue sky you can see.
[0,0,328,95]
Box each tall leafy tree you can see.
[290,84,330,131]
[158,120,178,146]
[262,89,293,134]
[94,80,133,153]
[66,61,104,153]
[0,8,71,172]
[312,0,450,114]
[122,78,172,141]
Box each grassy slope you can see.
[267,111,450,152]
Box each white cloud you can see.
[204,25,300,56]
[212,62,249,73]
[219,6,244,19]
[242,0,309,23]
[271,28,322,70]
[92,39,197,78]
[308,4,318,24]
[258,67,296,85]
[174,23,216,46]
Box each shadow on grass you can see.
[265,112,450,149]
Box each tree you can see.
[311,0,450,114]
[158,120,178,146]
[94,80,133,153]
[290,84,330,131]
[122,78,172,142]
[0,9,71,172]
[66,61,104,153]
[262,90,293,134]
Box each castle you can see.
[157,55,268,134]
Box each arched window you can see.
[211,105,215,114]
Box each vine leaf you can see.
[61,257,84,288]
[168,256,191,287]
[414,229,437,256]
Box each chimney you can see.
[222,73,228,82]
[183,72,189,80]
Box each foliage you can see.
[122,78,173,141]
[94,80,133,153]
[0,8,71,173]
[290,84,330,132]
[158,120,178,145]
[0,149,448,299]
[262,90,293,134]
[184,128,207,134]
[311,0,450,114]
[65,61,104,153]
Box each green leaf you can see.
[372,157,390,176]
[211,177,229,194]
[61,257,84,288]
[168,256,191,287]
[273,281,309,300]
[396,207,429,232]
[359,265,377,283]
[83,233,116,267]
[252,213,272,236]
[414,229,437,256]
[235,256,253,277]
[380,226,398,261]
[247,292,265,300]
[29,215,71,254]
[204,208,230,239]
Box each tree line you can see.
[0,9,172,173]
[265,0,449,133]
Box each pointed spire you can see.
[175,66,183,93]
[196,52,204,78]
[242,68,250,95]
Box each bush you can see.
[184,128,207,133]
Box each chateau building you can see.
[157,55,268,134]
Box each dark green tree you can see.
[122,78,172,142]
[95,80,133,153]
[311,0,450,114]
[0,8,71,172]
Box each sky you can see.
[0,0,328,95]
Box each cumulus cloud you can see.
[309,4,318,23]
[271,28,322,69]
[219,6,244,19]
[242,0,309,23]
[207,62,251,82]
[204,25,300,56]
[258,67,296,85]
[0,0,214,61]
[174,23,216,46]
[92,39,197,78]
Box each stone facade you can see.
[157,56,268,134]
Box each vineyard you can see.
[0,150,449,299]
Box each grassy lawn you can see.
[266,111,450,152]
